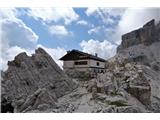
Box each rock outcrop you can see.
[101,19,160,112]
[117,19,160,52]
[1,48,77,112]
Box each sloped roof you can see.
[59,49,106,62]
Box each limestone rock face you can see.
[117,19,160,52]
[1,48,77,112]
[124,69,151,106]
[14,88,56,112]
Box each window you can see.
[74,61,87,65]
[97,62,100,66]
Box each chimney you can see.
[67,51,70,54]
[95,53,98,57]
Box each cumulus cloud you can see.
[27,8,79,25]
[77,20,88,26]
[86,8,124,17]
[85,8,125,25]
[1,19,38,50]
[0,8,38,70]
[0,20,38,70]
[37,44,66,69]
[80,39,117,59]
[0,18,38,70]
[111,8,160,44]
[0,8,38,51]
[85,8,98,16]
[88,26,101,35]
[0,8,18,20]
[49,25,72,36]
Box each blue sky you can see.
[16,8,121,50]
[1,8,160,70]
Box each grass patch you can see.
[108,100,128,107]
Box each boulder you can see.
[124,69,151,106]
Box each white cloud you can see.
[88,26,101,35]
[77,20,88,26]
[49,25,72,36]
[80,39,117,59]
[118,8,160,34]
[37,44,66,69]
[0,18,38,70]
[27,8,79,25]
[104,8,125,18]
[0,8,38,51]
[111,8,160,44]
[105,27,115,34]
[85,8,98,16]
[0,8,38,70]
[85,8,125,25]
[86,8,124,17]
[1,19,38,50]
[0,8,18,19]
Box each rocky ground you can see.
[33,62,159,113]
[1,19,160,113]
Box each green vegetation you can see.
[105,99,128,107]
[108,100,128,107]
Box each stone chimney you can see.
[67,51,70,54]
[95,53,98,57]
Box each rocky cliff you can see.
[100,19,160,112]
[117,19,160,52]
[1,48,77,112]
